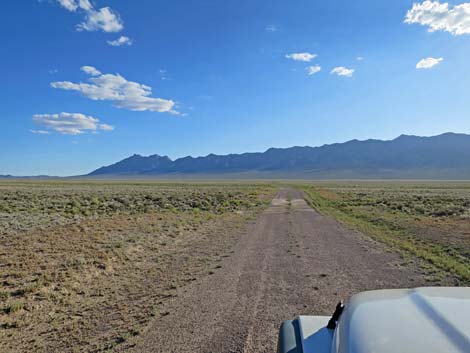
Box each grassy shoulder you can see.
[299,185,470,285]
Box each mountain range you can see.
[87,132,470,179]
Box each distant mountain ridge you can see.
[87,133,470,179]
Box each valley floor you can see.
[1,182,465,352]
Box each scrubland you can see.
[0,181,273,352]
[2,180,470,352]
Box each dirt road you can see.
[134,188,428,353]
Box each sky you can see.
[1,0,470,176]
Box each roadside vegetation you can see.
[0,181,274,352]
[299,181,470,285]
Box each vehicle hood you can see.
[332,287,470,353]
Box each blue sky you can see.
[1,0,470,175]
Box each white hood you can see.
[332,287,470,353]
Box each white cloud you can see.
[51,66,178,114]
[306,65,322,75]
[57,0,79,11]
[32,112,114,135]
[266,24,277,32]
[356,56,364,61]
[330,66,355,77]
[81,65,101,76]
[405,1,470,35]
[416,56,443,69]
[99,123,114,131]
[107,36,133,47]
[57,0,93,12]
[30,129,51,135]
[77,7,123,33]
[77,0,92,11]
[285,52,317,62]
[55,0,123,33]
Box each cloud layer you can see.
[285,52,317,62]
[405,1,470,35]
[107,36,133,47]
[32,112,114,135]
[330,67,355,77]
[56,0,123,33]
[51,66,177,114]
[416,57,443,69]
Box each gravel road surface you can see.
[134,188,428,353]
